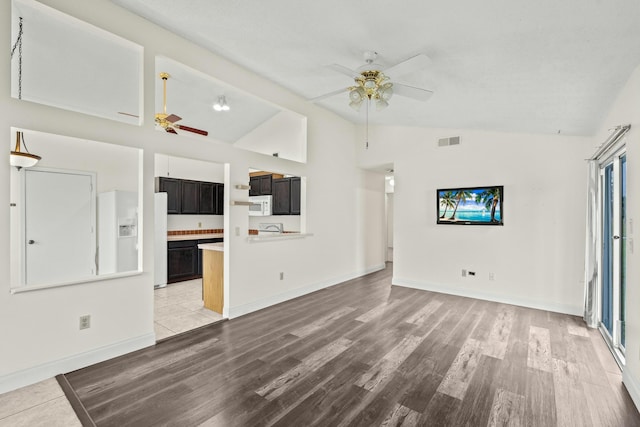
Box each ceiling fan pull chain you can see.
[365,98,369,149]
[10,17,24,100]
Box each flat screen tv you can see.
[437,185,504,225]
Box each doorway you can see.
[599,148,626,363]
[153,154,226,341]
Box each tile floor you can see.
[154,278,223,340]
[0,279,223,426]
[0,378,80,427]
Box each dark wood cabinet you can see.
[157,177,181,214]
[156,177,224,215]
[199,182,215,214]
[272,178,291,215]
[249,175,272,196]
[215,183,224,215]
[181,180,199,214]
[272,177,301,215]
[167,240,199,283]
[168,238,223,284]
[290,177,301,215]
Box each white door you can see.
[24,169,96,285]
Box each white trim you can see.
[623,369,640,413]
[228,264,386,318]
[393,277,583,316]
[0,333,155,394]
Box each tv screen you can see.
[437,185,504,225]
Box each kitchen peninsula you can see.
[197,242,223,314]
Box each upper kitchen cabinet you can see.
[199,182,215,214]
[249,175,272,196]
[215,183,224,215]
[157,177,181,214]
[181,180,199,214]
[156,177,223,215]
[272,178,291,215]
[290,177,301,215]
[11,0,142,125]
[272,177,301,216]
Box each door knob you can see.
[613,235,620,240]
[28,239,35,244]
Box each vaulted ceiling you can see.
[116,1,640,136]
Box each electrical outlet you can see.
[198,222,202,228]
[79,315,91,330]
[235,226,240,237]
[461,269,467,277]
[489,272,495,281]
[280,272,284,280]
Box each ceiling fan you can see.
[155,72,208,136]
[311,51,434,111]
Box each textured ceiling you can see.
[117,1,640,136]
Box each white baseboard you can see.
[393,277,583,316]
[0,333,155,394]
[229,263,386,319]
[623,369,640,413]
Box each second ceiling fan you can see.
[155,72,208,136]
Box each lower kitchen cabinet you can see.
[168,238,223,284]
[167,240,199,283]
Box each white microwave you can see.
[249,195,272,216]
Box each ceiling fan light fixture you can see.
[379,83,394,101]
[375,98,389,111]
[349,87,364,102]
[349,99,363,111]
[213,95,230,112]
[10,131,41,170]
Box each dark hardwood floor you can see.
[64,264,640,426]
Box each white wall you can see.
[594,64,640,410]
[235,110,307,162]
[358,126,592,315]
[0,0,385,393]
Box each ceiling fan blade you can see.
[309,87,351,102]
[329,63,360,79]
[385,54,431,78]
[165,127,178,134]
[175,124,208,136]
[166,114,182,123]
[393,83,434,101]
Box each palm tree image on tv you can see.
[437,186,503,225]
[476,187,501,223]
[439,191,456,218]
[448,189,473,220]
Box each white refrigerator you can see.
[154,192,168,288]
[98,190,138,274]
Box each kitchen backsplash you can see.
[168,229,223,236]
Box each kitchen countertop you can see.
[198,242,224,251]
[168,233,223,241]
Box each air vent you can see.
[438,136,461,147]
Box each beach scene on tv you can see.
[437,186,503,225]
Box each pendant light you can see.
[213,95,230,112]
[10,131,41,170]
